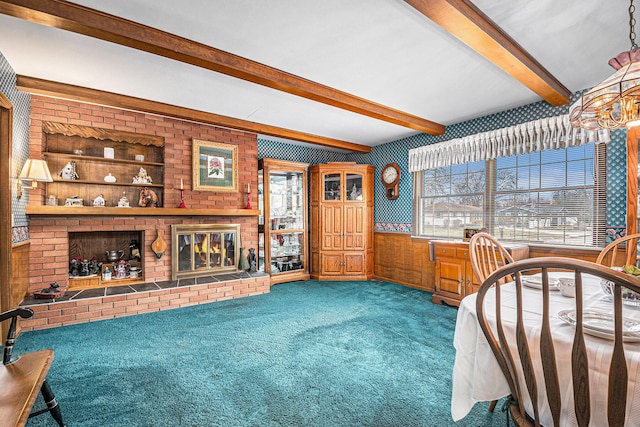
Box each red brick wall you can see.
[27,96,259,293]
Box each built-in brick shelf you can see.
[19,271,270,331]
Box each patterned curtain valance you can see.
[408,114,610,172]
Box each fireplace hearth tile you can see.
[74,288,106,299]
[195,275,219,285]
[105,285,135,295]
[177,278,196,287]
[155,280,178,289]
[130,282,161,292]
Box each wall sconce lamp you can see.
[18,159,53,199]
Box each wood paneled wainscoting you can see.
[374,232,602,293]
[374,233,435,292]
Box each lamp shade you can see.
[19,159,53,189]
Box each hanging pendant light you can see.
[570,0,640,130]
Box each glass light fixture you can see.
[570,0,640,130]
[18,158,53,198]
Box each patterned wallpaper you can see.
[257,138,348,165]
[0,51,31,242]
[348,91,627,233]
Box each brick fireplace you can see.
[19,96,270,330]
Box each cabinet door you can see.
[435,257,464,297]
[320,253,343,276]
[321,204,342,251]
[344,252,365,275]
[343,204,365,251]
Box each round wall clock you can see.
[381,163,400,200]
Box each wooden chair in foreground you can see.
[596,232,640,268]
[468,232,515,413]
[476,257,633,426]
[0,307,65,427]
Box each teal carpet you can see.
[19,280,505,426]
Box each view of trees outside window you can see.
[417,143,604,247]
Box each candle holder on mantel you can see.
[178,179,187,208]
[245,183,252,209]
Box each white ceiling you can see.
[0,0,630,150]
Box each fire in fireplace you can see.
[171,224,241,280]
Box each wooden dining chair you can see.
[476,257,635,427]
[596,232,640,268]
[468,232,516,412]
[469,232,515,284]
[0,307,65,427]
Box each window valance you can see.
[408,114,610,172]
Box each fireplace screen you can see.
[171,224,240,280]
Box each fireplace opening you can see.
[171,224,241,280]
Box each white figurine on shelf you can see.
[132,167,152,184]
[117,192,130,207]
[59,161,79,180]
[93,194,105,207]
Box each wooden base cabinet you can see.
[310,163,374,280]
[430,240,529,306]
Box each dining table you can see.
[451,272,640,426]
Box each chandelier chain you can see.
[631,0,638,49]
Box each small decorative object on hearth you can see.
[102,266,112,281]
[33,281,66,299]
[248,248,257,273]
[88,257,100,275]
[132,167,153,184]
[238,247,250,270]
[106,250,124,262]
[115,260,129,279]
[69,258,80,277]
[138,187,159,207]
[93,194,105,207]
[59,161,79,180]
[130,240,141,260]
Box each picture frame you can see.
[192,139,238,192]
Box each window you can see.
[414,143,606,247]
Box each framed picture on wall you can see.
[192,139,238,192]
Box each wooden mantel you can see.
[26,206,261,216]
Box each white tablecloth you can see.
[451,273,640,426]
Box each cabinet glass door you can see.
[345,173,363,201]
[323,173,341,200]
[269,170,305,275]
[257,169,265,272]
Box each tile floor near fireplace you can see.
[20,271,270,332]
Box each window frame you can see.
[412,142,607,248]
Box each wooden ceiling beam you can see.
[17,75,371,153]
[405,0,571,106]
[0,0,445,136]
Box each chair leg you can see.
[40,380,66,427]
[488,399,498,412]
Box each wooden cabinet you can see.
[309,162,374,280]
[430,240,529,306]
[258,158,310,285]
[41,122,164,208]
